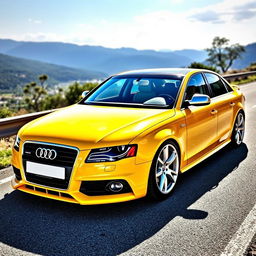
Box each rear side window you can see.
[184,73,209,101]
[204,73,228,97]
[221,78,233,92]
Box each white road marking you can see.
[220,203,256,256]
[0,175,14,185]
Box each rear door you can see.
[203,72,236,143]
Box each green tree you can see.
[42,88,67,110]
[206,37,245,73]
[39,74,48,88]
[188,62,219,72]
[65,82,98,105]
[23,81,47,112]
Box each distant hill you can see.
[0,39,255,85]
[233,43,256,69]
[0,53,106,92]
[0,39,195,74]
[173,49,208,62]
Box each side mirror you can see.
[81,90,89,98]
[188,94,211,106]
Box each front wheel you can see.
[231,111,245,147]
[147,141,180,200]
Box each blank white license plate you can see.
[26,162,65,180]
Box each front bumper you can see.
[11,144,152,205]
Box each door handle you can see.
[230,102,235,107]
[211,109,218,115]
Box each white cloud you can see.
[67,0,256,50]
[190,0,256,23]
[28,18,42,24]
[12,0,256,50]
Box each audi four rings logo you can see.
[35,148,57,160]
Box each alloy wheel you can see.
[155,144,179,194]
[234,112,245,145]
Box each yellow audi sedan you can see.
[11,68,245,205]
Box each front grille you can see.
[23,142,78,189]
[25,185,75,200]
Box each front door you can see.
[182,73,218,164]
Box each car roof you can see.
[115,68,198,78]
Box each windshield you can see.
[81,77,183,108]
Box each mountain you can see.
[0,39,194,74]
[0,39,255,79]
[233,43,256,69]
[0,53,106,92]
[173,49,207,62]
[0,39,21,52]
[150,45,256,70]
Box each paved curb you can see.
[0,166,13,180]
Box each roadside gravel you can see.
[0,166,13,179]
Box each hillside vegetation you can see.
[0,53,106,92]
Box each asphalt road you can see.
[0,82,255,256]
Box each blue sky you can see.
[0,0,255,50]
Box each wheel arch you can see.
[232,107,245,130]
[238,108,245,116]
[133,127,186,168]
[151,137,182,173]
[146,137,181,199]
[164,138,181,160]
[230,108,245,146]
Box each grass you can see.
[0,137,14,169]
[231,75,256,85]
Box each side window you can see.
[221,78,233,92]
[204,73,228,97]
[184,73,209,101]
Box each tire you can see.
[230,111,245,147]
[147,140,180,200]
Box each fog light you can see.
[108,182,124,193]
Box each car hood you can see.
[19,104,175,149]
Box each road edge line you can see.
[220,203,256,256]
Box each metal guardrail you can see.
[0,71,256,139]
[223,71,256,81]
[0,109,55,138]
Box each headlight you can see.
[86,144,137,163]
[14,136,21,152]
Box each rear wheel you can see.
[231,111,245,147]
[147,141,180,200]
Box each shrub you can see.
[188,62,219,73]
[0,137,14,169]
[0,107,12,118]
